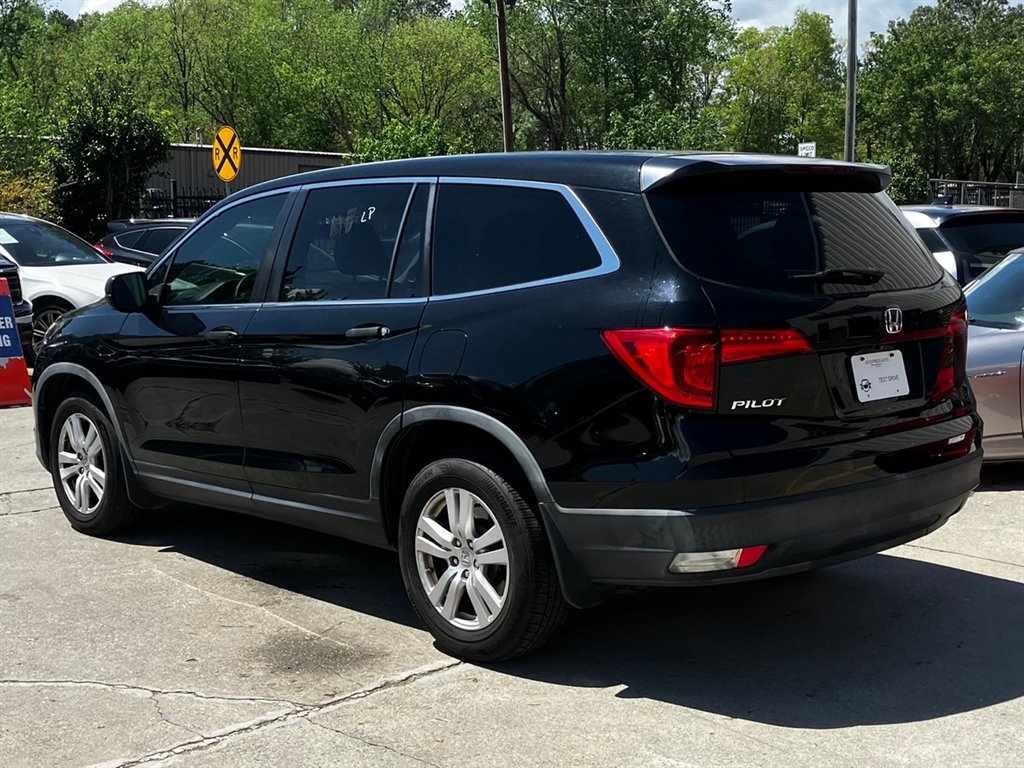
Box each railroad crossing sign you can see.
[212,126,242,182]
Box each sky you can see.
[51,0,936,42]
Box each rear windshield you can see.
[648,186,944,294]
[940,214,1024,256]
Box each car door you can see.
[237,179,431,544]
[112,192,293,505]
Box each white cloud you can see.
[731,0,937,42]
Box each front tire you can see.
[397,458,568,661]
[49,396,140,535]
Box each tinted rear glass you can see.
[940,214,1024,256]
[433,184,601,295]
[648,187,943,294]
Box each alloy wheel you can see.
[413,487,510,631]
[57,413,106,517]
[32,307,66,353]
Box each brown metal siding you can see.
[147,144,346,194]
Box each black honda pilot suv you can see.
[32,152,982,660]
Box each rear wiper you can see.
[787,268,885,285]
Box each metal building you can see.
[142,143,347,217]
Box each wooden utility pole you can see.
[495,0,514,152]
[844,0,858,162]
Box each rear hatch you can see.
[639,158,974,475]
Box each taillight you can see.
[602,327,812,409]
[720,329,813,364]
[94,243,114,260]
[601,328,718,408]
[931,307,968,400]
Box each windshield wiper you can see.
[787,268,885,285]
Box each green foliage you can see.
[0,169,56,219]
[716,11,844,157]
[50,71,170,240]
[350,114,470,162]
[1,0,1021,236]
[860,0,1024,183]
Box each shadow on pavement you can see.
[116,504,419,629]
[978,462,1024,491]
[118,504,1023,729]
[514,555,1024,728]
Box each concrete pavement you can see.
[1,404,1021,767]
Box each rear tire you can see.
[398,458,568,662]
[49,396,140,535]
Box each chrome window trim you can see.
[430,176,620,301]
[257,297,428,308]
[299,176,435,191]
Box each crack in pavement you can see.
[150,695,209,743]
[904,543,1023,569]
[0,487,54,495]
[308,719,446,768]
[99,659,462,767]
[0,679,302,708]
[150,566,361,655]
[0,506,55,517]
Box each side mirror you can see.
[105,271,148,313]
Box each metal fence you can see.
[929,178,1024,208]
[136,182,226,219]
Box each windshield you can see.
[940,214,1024,256]
[964,253,1024,330]
[0,220,107,267]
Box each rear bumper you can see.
[540,446,982,598]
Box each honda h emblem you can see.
[884,307,903,335]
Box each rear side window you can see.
[114,230,146,249]
[433,184,601,295]
[648,187,944,294]
[139,227,185,255]
[281,183,412,301]
[916,227,947,253]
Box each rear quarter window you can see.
[432,183,602,295]
[648,186,944,294]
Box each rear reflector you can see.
[669,545,769,573]
[602,327,812,409]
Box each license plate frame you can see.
[850,350,909,403]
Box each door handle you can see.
[204,326,239,341]
[345,325,391,341]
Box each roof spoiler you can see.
[640,154,892,193]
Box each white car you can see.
[0,213,143,354]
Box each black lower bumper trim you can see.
[540,449,981,601]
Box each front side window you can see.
[965,253,1024,330]
[163,194,286,306]
[281,183,413,301]
[432,184,602,296]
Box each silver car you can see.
[965,251,1024,460]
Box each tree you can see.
[715,11,844,157]
[50,71,170,239]
[860,0,1024,184]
